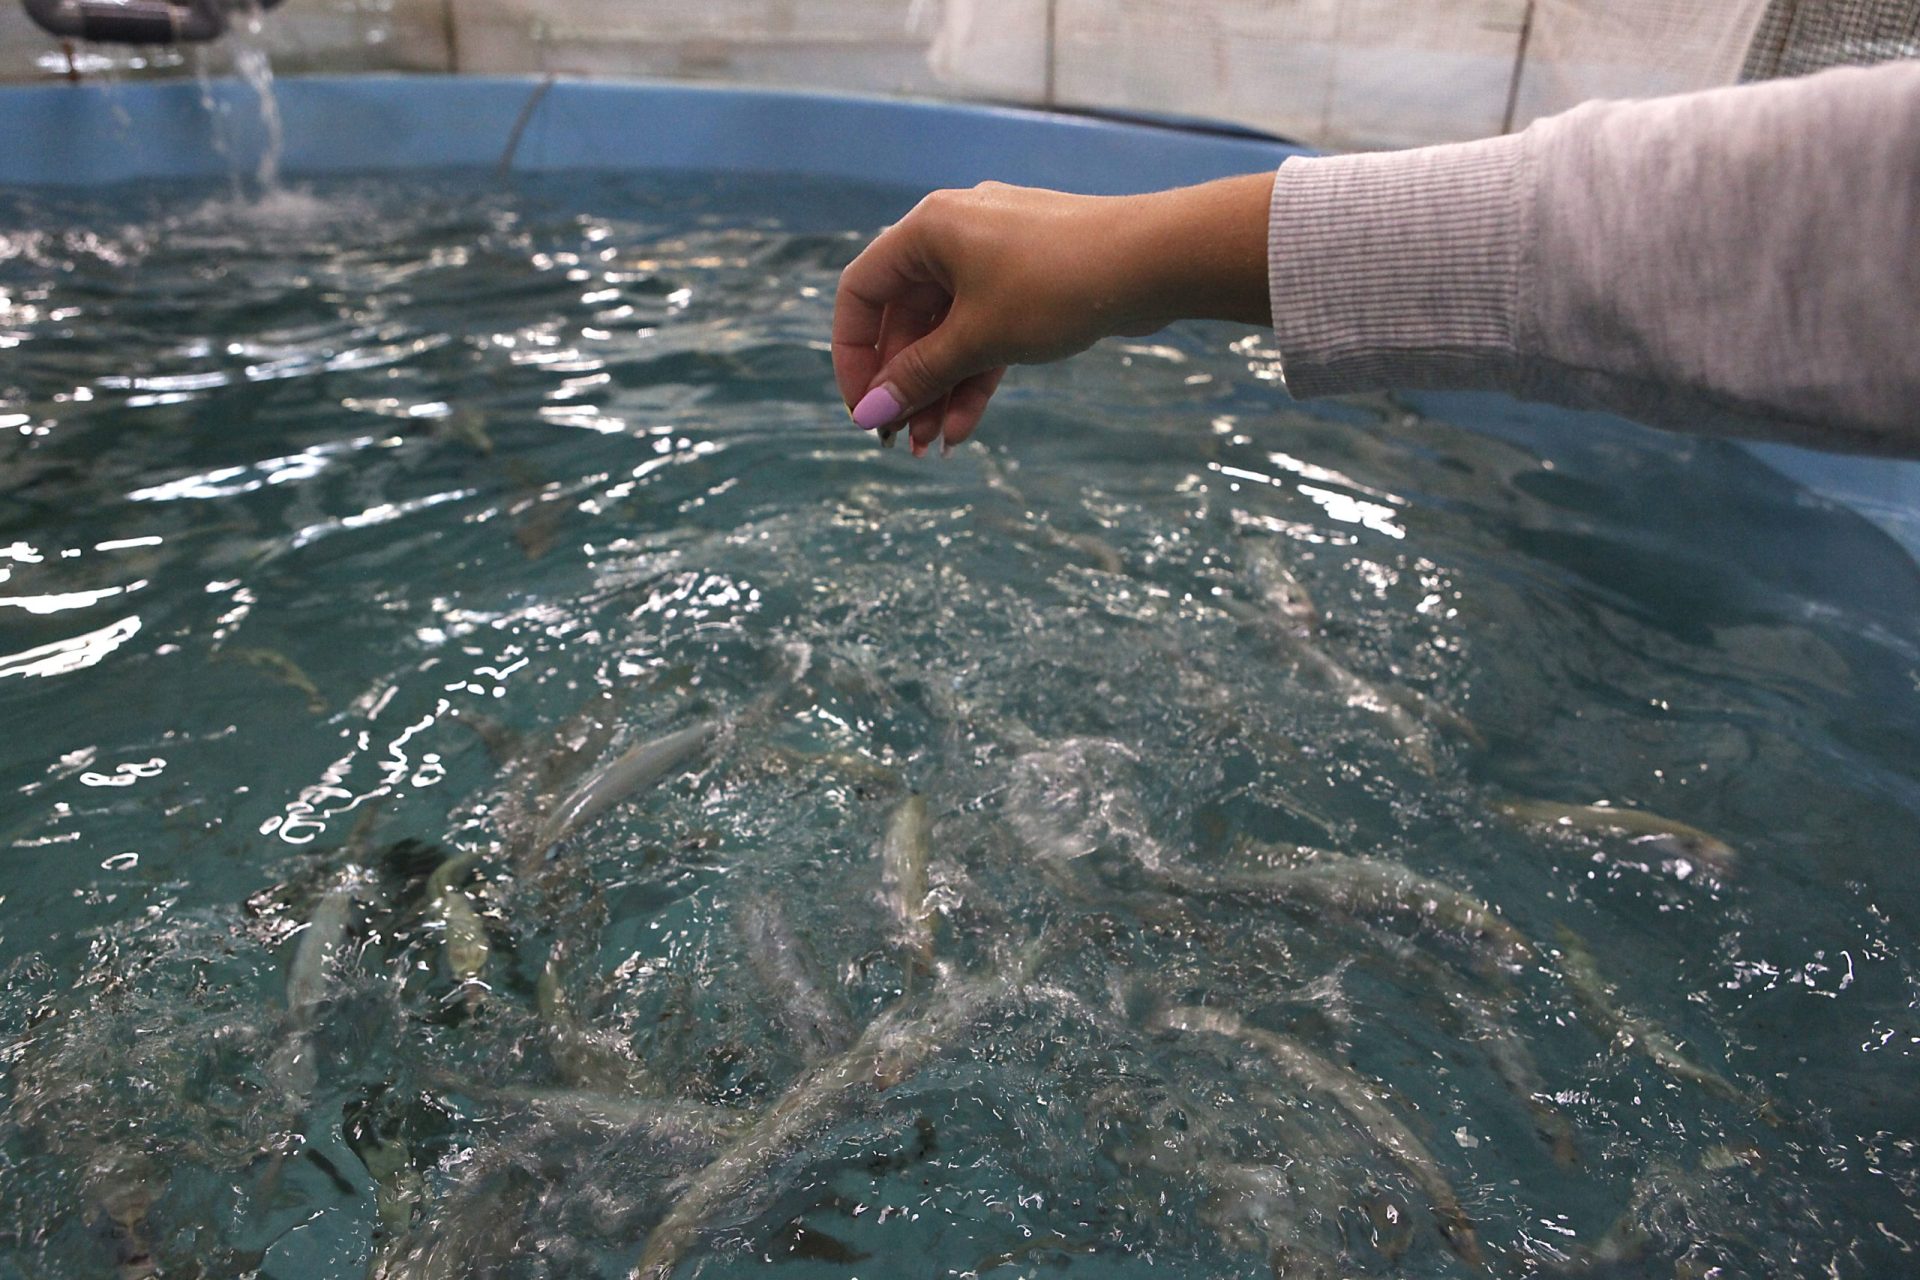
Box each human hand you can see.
[832,174,1275,457]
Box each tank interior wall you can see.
[0,0,1777,151]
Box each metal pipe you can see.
[22,0,284,45]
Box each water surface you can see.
[2,171,1917,1279]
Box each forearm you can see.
[1268,61,1920,454]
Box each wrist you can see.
[1123,173,1276,330]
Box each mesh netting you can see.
[1742,0,1920,78]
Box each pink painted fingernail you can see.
[852,384,902,431]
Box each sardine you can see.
[360,1135,425,1240]
[1153,1005,1487,1270]
[90,1154,162,1280]
[424,850,490,1002]
[450,1081,749,1149]
[219,645,326,714]
[1242,538,1319,636]
[1160,849,1534,970]
[438,407,494,457]
[629,955,1031,1279]
[1555,926,1752,1106]
[1040,525,1126,575]
[1237,540,1475,770]
[285,871,362,1027]
[530,719,719,863]
[270,865,371,1100]
[878,793,934,967]
[1357,922,1577,1166]
[538,952,658,1093]
[736,892,855,1060]
[1287,642,1440,773]
[370,1155,539,1280]
[439,888,489,994]
[1496,799,1737,878]
[1200,1162,1347,1277]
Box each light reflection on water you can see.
[0,171,1917,1279]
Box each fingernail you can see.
[852,384,903,431]
[879,427,897,449]
[911,436,928,458]
[940,439,953,459]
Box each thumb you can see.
[851,320,985,432]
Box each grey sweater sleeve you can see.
[1267,60,1920,455]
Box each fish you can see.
[359,1135,425,1241]
[1033,522,1126,575]
[629,952,1033,1279]
[878,793,934,968]
[89,1153,162,1280]
[757,742,905,792]
[1574,1144,1766,1273]
[447,1081,749,1150]
[369,1154,540,1280]
[1555,926,1754,1107]
[218,645,326,714]
[1153,1005,1487,1271]
[1237,539,1479,771]
[448,708,521,765]
[1198,1162,1349,1277]
[529,718,719,864]
[1286,642,1440,774]
[736,891,855,1060]
[1356,922,1577,1166]
[425,850,490,1002]
[268,864,373,1100]
[438,886,490,1000]
[1496,798,1737,879]
[537,951,659,1093]
[437,407,494,456]
[1159,848,1534,970]
[1242,538,1319,636]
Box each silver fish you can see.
[737,892,855,1060]
[269,865,372,1100]
[439,888,489,993]
[1153,1005,1487,1271]
[538,952,658,1093]
[1161,849,1534,970]
[629,954,1031,1279]
[1204,1163,1351,1279]
[1555,926,1753,1107]
[1358,922,1577,1166]
[1287,642,1440,774]
[1237,540,1475,771]
[1242,538,1319,636]
[531,719,719,863]
[879,793,935,967]
[452,1082,749,1149]
[425,850,490,1002]
[1497,798,1737,878]
[370,1153,539,1280]
[219,645,326,714]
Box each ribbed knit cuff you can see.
[1267,132,1531,399]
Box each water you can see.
[1,170,1917,1279]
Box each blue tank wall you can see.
[0,74,1913,559]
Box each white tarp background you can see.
[930,0,1770,148]
[0,0,1885,151]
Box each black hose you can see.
[22,0,284,45]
